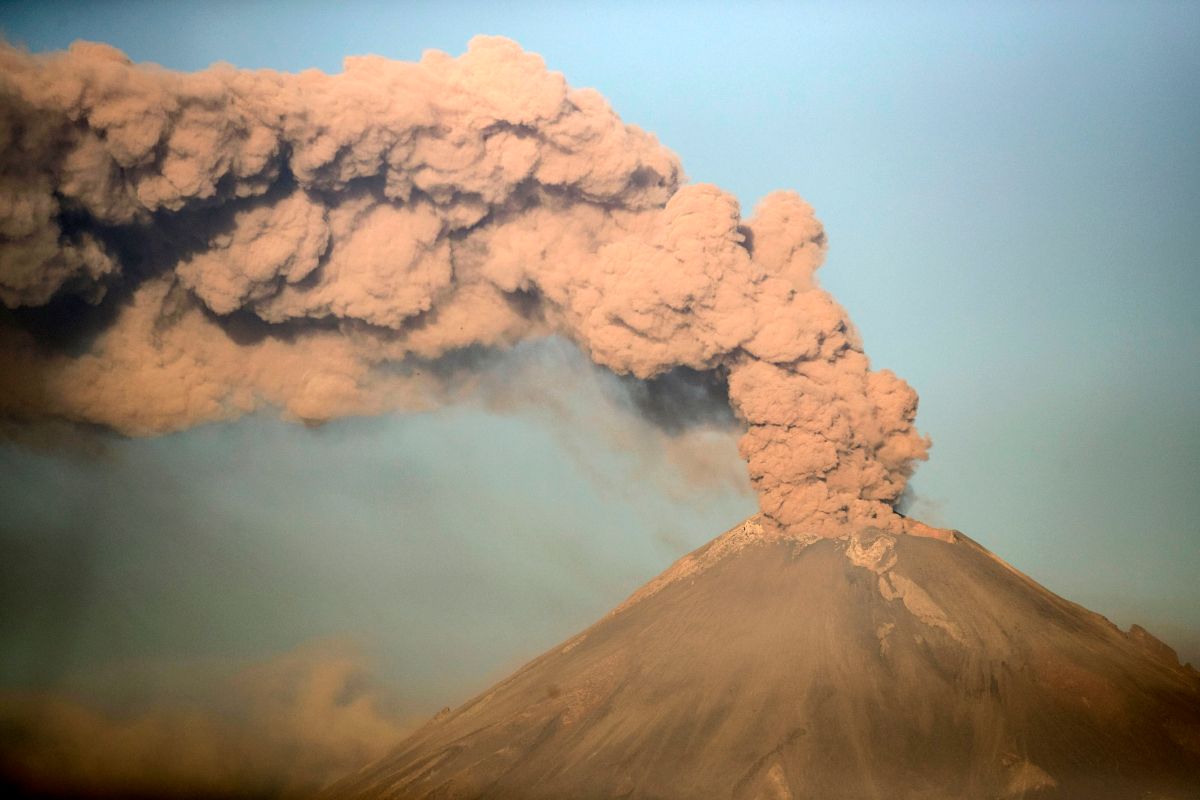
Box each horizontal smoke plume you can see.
[0,36,929,537]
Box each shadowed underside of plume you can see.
[330,517,1200,799]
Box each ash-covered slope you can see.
[330,518,1200,799]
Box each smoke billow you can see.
[0,36,929,538]
[0,640,414,798]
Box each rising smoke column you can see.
[0,36,929,538]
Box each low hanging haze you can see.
[0,0,1197,793]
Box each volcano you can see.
[329,518,1200,799]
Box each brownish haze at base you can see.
[328,518,1200,799]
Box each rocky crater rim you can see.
[610,513,956,617]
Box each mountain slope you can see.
[330,517,1200,799]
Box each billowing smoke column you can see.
[0,36,929,538]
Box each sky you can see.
[0,0,1197,745]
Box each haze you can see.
[0,1,1196,796]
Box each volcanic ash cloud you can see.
[0,36,929,538]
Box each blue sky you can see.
[1,0,1197,708]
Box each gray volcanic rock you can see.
[330,517,1200,799]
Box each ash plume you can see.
[0,36,929,538]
